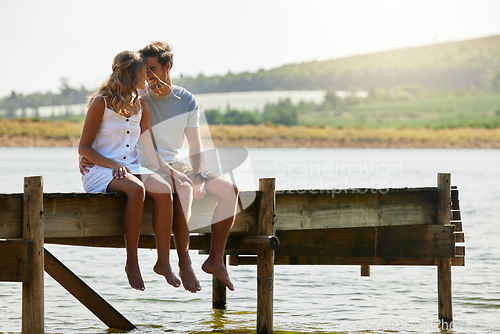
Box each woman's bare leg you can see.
[107,174,146,291]
[161,173,201,293]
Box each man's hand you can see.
[193,176,206,200]
[171,169,193,189]
[79,156,95,176]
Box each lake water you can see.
[0,147,499,333]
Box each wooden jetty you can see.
[0,174,465,333]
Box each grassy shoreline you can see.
[1,119,499,148]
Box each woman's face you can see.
[136,66,147,90]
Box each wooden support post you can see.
[212,256,227,309]
[44,249,135,331]
[22,176,44,334]
[360,264,370,277]
[437,173,453,327]
[257,178,275,334]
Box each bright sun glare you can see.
[354,1,429,49]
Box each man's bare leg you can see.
[172,180,201,293]
[201,175,238,291]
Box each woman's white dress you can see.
[82,97,153,193]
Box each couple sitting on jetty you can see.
[78,42,239,293]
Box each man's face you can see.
[145,56,167,87]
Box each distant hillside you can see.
[176,35,500,93]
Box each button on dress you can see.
[82,98,153,193]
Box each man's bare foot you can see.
[154,261,181,288]
[125,262,145,291]
[202,257,234,291]
[179,264,202,293]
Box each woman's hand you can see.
[110,161,131,179]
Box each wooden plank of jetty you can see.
[274,188,438,230]
[275,225,455,258]
[44,234,279,250]
[0,188,441,239]
[231,255,465,266]
[0,240,33,282]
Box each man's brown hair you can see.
[139,41,174,70]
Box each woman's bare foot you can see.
[202,257,234,291]
[154,261,181,288]
[125,262,145,291]
[179,264,202,293]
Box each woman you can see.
[79,51,191,291]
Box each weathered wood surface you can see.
[45,235,279,250]
[1,188,441,239]
[360,264,370,277]
[0,191,258,238]
[276,225,455,258]
[0,194,23,238]
[450,185,465,266]
[452,220,462,232]
[437,173,453,325]
[257,178,275,334]
[212,268,227,309]
[455,233,465,243]
[451,188,459,210]
[274,188,438,230]
[0,240,33,282]
[231,255,465,266]
[22,176,44,334]
[44,249,135,331]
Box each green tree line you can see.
[205,98,300,126]
[177,35,500,94]
[0,79,91,118]
[205,85,425,126]
[205,85,500,129]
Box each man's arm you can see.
[79,156,95,176]
[185,127,206,199]
[185,127,204,174]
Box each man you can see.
[83,42,238,292]
[138,41,238,291]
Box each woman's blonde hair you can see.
[89,51,145,116]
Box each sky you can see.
[1,0,500,97]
